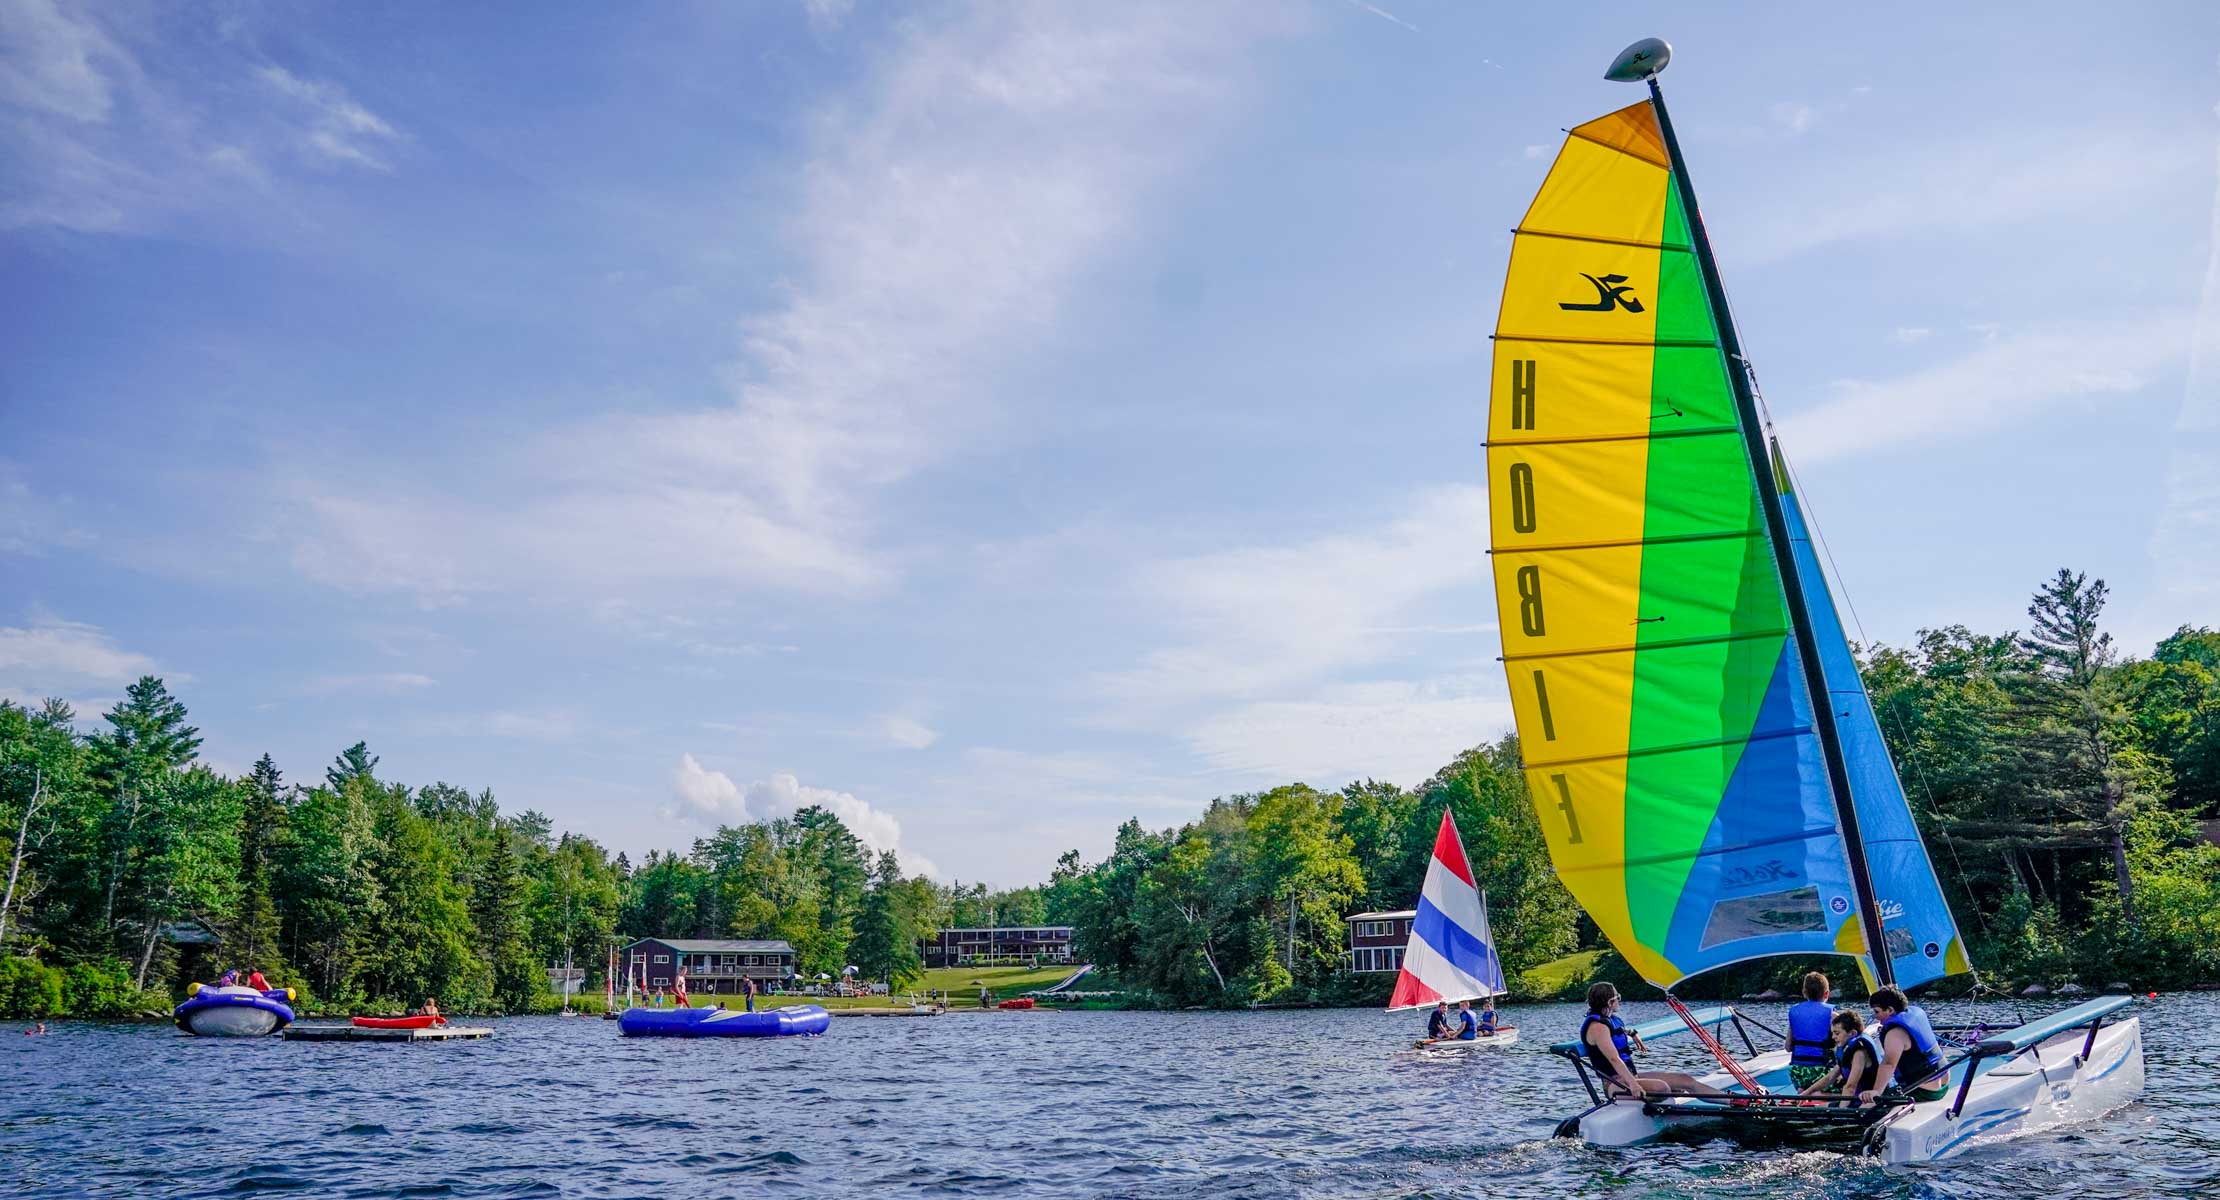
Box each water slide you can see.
[1038,964,1095,994]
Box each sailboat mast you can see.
[1637,65,1895,989]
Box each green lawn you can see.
[1521,949,1603,999]
[919,963,1084,1001]
[667,964,1086,1013]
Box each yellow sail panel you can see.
[1488,342,1671,443]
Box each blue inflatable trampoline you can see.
[173,984,296,1037]
[617,1003,830,1038]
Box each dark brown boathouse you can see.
[621,938,795,991]
[1345,910,1414,974]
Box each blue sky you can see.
[4,1,2216,885]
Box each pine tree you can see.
[231,754,288,984]
[2013,569,2146,922]
[326,742,378,791]
[89,678,203,945]
[473,824,541,1012]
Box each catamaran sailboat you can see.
[1386,810,1518,1049]
[1485,37,2143,1162]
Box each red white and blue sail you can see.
[1386,810,1507,1010]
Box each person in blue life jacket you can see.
[1785,971,1838,1091]
[1454,1000,1480,1040]
[1580,982,1731,1098]
[1859,986,1952,1106]
[1477,997,1499,1035]
[1423,1001,1453,1043]
[1799,1009,1884,1099]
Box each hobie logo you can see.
[1877,899,1905,922]
[1559,273,1644,313]
[1828,895,1849,916]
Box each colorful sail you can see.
[1778,464,1972,987]
[1386,810,1506,1009]
[1487,101,1868,988]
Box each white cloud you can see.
[1778,316,2190,465]
[1771,101,1815,135]
[255,65,402,170]
[882,715,939,750]
[1890,326,1931,344]
[1522,144,1548,159]
[0,5,406,231]
[1342,2,1419,34]
[2149,117,2220,617]
[301,671,437,695]
[1102,485,1490,706]
[1184,679,1514,786]
[0,0,122,122]
[669,756,939,877]
[1735,126,2203,265]
[802,0,855,33]
[482,709,583,741]
[0,472,93,555]
[0,615,158,683]
[279,3,1306,610]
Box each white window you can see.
[653,954,669,964]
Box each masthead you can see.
[1605,38,1671,83]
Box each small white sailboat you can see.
[1488,36,2145,1162]
[1387,810,1517,1050]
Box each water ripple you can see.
[1,996,2211,1197]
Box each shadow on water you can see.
[2,994,2215,1198]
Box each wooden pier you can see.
[281,1023,493,1043]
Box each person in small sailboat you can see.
[1581,983,1730,1099]
[1798,1009,1883,1100]
[1785,971,1838,1091]
[1858,987,1951,1106]
[1477,997,1499,1036]
[1424,1001,1453,1042]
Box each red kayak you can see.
[350,1015,447,1029]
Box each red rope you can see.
[1665,994,1767,1095]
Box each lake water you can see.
[4,994,2215,1198]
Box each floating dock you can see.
[281,1024,493,1042]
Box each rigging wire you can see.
[1776,445,1993,945]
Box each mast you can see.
[1609,38,1895,989]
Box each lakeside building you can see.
[921,926,1075,969]
[621,937,795,991]
[1345,910,1415,974]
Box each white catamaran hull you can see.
[1576,1018,2144,1164]
[1419,1028,1520,1050]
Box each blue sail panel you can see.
[1781,484,1973,988]
[1657,640,1863,981]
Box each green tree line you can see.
[0,682,961,1018]
[5,569,2213,1018]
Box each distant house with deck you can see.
[621,938,795,991]
[1345,910,1414,974]
[920,926,1075,969]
